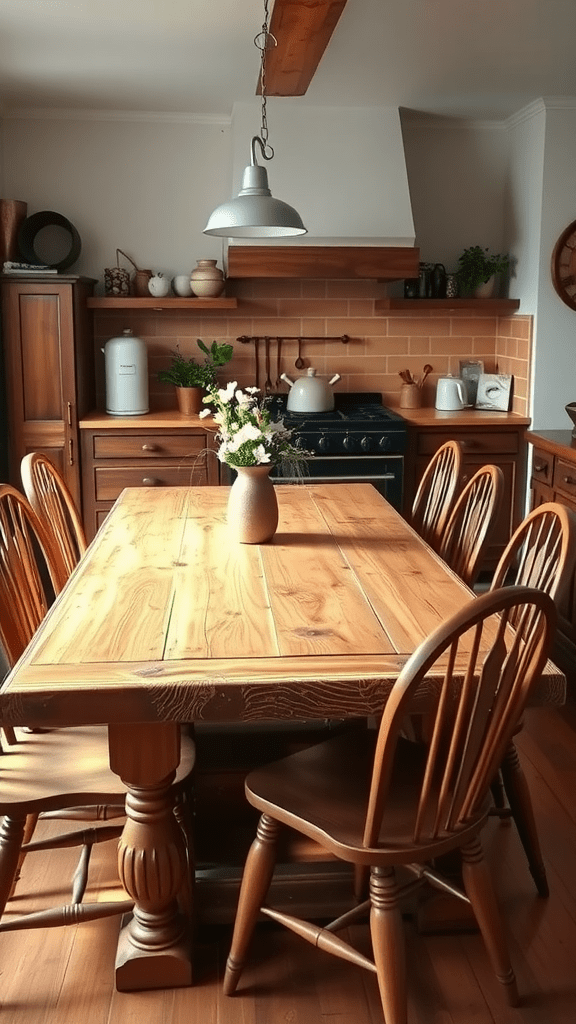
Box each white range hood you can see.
[227,103,416,249]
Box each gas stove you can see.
[268,392,407,456]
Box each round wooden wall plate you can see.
[551,219,576,310]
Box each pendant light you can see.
[203,0,307,238]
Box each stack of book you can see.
[3,261,57,274]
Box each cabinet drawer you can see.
[531,447,553,486]
[417,431,518,457]
[94,463,207,501]
[92,433,207,460]
[553,457,576,500]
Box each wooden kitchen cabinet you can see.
[0,275,97,508]
[402,410,530,568]
[527,430,576,684]
[80,411,220,540]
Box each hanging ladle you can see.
[295,338,305,369]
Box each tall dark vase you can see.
[0,199,27,264]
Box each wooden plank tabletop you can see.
[0,484,565,728]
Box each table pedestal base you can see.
[116,912,192,991]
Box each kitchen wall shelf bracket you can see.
[375,298,520,314]
[87,297,238,310]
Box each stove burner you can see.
[268,392,407,456]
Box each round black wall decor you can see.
[18,210,82,271]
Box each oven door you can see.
[270,454,404,511]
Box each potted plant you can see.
[158,339,233,414]
[455,245,513,297]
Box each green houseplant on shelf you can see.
[455,245,513,297]
[158,340,233,415]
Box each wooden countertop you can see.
[526,429,576,458]
[79,409,218,429]
[80,407,530,431]
[393,406,531,428]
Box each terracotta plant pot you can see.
[175,386,204,415]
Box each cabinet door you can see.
[1,278,95,506]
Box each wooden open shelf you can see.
[375,298,520,314]
[87,296,238,310]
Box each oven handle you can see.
[272,474,398,483]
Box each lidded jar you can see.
[190,259,225,298]
[103,328,149,416]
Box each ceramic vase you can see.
[227,464,279,544]
[190,259,225,298]
[473,275,496,298]
[175,386,204,415]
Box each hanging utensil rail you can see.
[237,335,349,344]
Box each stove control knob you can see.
[294,435,306,450]
[343,433,357,452]
[378,436,391,451]
[360,435,373,452]
[318,434,331,453]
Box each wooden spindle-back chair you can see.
[21,451,87,581]
[439,463,504,587]
[223,586,556,1024]
[488,501,576,896]
[0,484,195,940]
[410,439,462,551]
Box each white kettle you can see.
[435,375,466,411]
[280,368,341,413]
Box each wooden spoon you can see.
[295,338,305,369]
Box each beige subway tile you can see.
[452,317,497,336]
[388,317,451,336]
[515,336,530,361]
[408,337,432,355]
[277,298,349,318]
[300,317,327,336]
[326,279,375,299]
[348,299,376,317]
[301,280,327,298]
[249,279,302,298]
[234,297,279,317]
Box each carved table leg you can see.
[108,722,192,991]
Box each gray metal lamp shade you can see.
[204,140,307,238]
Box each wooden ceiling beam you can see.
[258,0,348,97]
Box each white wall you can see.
[0,113,231,288]
[400,113,509,273]
[532,102,576,428]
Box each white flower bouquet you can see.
[200,381,310,469]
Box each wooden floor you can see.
[2,699,576,1024]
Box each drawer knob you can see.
[142,477,159,486]
[141,444,158,452]
[461,440,479,450]
[534,462,548,474]
[562,475,576,486]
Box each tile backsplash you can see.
[93,279,531,417]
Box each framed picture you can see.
[459,360,484,406]
[475,373,513,411]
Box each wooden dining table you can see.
[0,483,566,991]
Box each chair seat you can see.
[0,725,195,814]
[245,730,489,866]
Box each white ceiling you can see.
[0,0,575,120]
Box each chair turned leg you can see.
[223,814,280,996]
[0,814,27,917]
[369,867,408,1024]
[461,837,519,1007]
[501,740,549,897]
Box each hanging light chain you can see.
[254,0,276,160]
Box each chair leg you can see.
[369,866,408,1024]
[500,740,549,897]
[461,837,519,1007]
[0,814,27,917]
[9,812,40,897]
[223,813,280,996]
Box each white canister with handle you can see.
[435,375,466,411]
